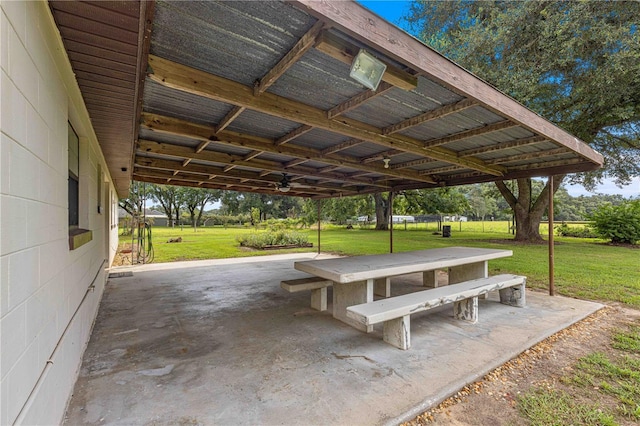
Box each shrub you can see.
[555,222,598,238]
[236,231,310,249]
[589,200,640,244]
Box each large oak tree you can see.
[405,0,640,242]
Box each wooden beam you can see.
[195,140,210,153]
[284,158,308,168]
[243,150,263,161]
[390,157,437,170]
[382,98,478,135]
[422,121,519,149]
[137,139,391,188]
[223,165,236,172]
[319,138,364,155]
[421,165,465,175]
[134,172,323,197]
[135,167,339,197]
[315,31,417,91]
[215,106,245,133]
[484,148,569,165]
[254,20,325,95]
[147,55,504,176]
[457,136,546,157]
[274,124,313,146]
[327,82,393,119]
[360,149,403,164]
[141,112,436,183]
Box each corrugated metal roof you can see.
[51,0,603,199]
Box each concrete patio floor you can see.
[64,253,602,425]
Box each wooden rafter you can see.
[195,140,210,153]
[421,165,465,175]
[136,139,392,189]
[382,98,478,135]
[254,20,325,95]
[422,121,519,149]
[274,124,313,146]
[284,158,308,168]
[215,106,245,133]
[484,148,569,165]
[147,55,505,176]
[134,172,319,197]
[390,157,438,170]
[327,82,393,119]
[242,150,263,161]
[134,167,338,197]
[315,31,417,91]
[319,138,364,155]
[360,149,403,164]
[457,136,546,158]
[141,112,437,183]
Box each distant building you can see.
[118,208,170,227]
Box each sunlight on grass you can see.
[567,323,640,421]
[517,388,617,426]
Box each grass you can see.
[520,323,640,425]
[121,221,640,307]
[518,388,617,426]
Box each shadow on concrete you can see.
[65,253,602,425]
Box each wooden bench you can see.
[281,277,333,311]
[346,274,526,350]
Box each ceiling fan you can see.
[277,173,292,193]
[275,173,312,193]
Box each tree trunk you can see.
[373,193,390,231]
[495,176,563,243]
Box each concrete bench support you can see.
[347,274,526,350]
[374,277,390,297]
[280,277,333,311]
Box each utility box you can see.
[442,225,451,238]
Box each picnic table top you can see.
[294,247,512,284]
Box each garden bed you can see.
[261,243,313,250]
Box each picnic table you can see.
[294,247,513,332]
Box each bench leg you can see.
[310,287,327,311]
[383,315,410,350]
[454,297,478,323]
[423,270,439,288]
[374,277,391,297]
[333,280,374,333]
[499,283,526,307]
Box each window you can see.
[67,122,92,250]
[68,122,79,227]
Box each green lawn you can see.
[121,221,640,308]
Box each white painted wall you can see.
[1,1,119,424]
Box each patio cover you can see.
[49,0,603,198]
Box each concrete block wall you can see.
[1,1,119,424]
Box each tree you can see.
[118,181,147,216]
[401,188,469,216]
[405,1,640,241]
[373,193,392,230]
[179,187,221,229]
[147,184,180,227]
[118,181,149,234]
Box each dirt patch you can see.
[404,304,640,425]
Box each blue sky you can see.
[357,1,638,199]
